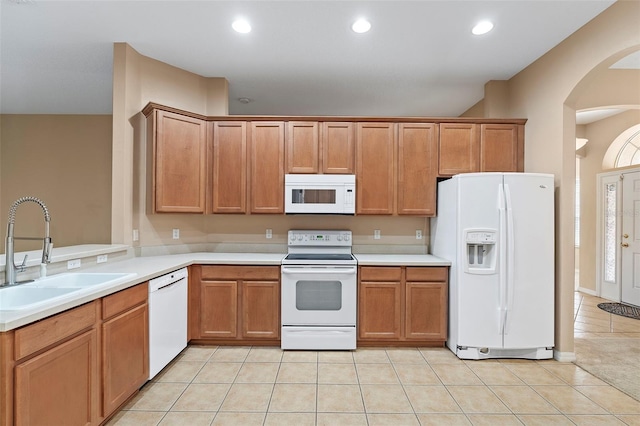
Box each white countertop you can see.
[1,251,450,332]
[354,254,450,266]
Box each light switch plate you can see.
[374,230,381,240]
[266,229,273,239]
[132,229,139,241]
[172,229,180,239]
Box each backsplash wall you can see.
[135,213,430,255]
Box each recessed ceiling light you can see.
[232,19,251,34]
[351,19,371,34]
[472,20,494,35]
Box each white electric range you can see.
[281,230,357,350]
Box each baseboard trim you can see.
[577,287,597,296]
[554,350,577,362]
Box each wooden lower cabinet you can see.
[102,283,149,418]
[1,284,150,426]
[190,265,280,343]
[14,329,98,426]
[200,280,238,338]
[9,301,101,426]
[358,266,448,346]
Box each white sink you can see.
[28,272,137,288]
[0,272,137,311]
[0,286,81,310]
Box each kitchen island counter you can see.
[0,252,285,331]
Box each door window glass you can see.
[604,182,617,283]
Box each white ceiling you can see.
[0,0,617,116]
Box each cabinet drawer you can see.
[405,267,448,282]
[200,266,280,280]
[14,301,98,361]
[359,267,402,281]
[102,283,148,320]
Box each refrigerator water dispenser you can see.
[464,229,497,274]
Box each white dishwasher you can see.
[148,267,188,379]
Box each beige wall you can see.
[578,109,640,293]
[488,0,640,358]
[0,115,112,253]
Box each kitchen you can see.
[1,1,640,425]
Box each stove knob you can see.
[297,235,303,241]
[289,234,296,243]
[344,233,350,241]
[337,235,343,241]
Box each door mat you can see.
[597,302,640,320]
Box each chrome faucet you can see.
[3,197,52,286]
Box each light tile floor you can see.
[107,294,640,426]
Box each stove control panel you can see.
[288,230,352,246]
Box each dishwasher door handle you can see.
[156,279,185,291]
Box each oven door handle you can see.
[281,266,357,275]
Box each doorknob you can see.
[622,242,629,248]
[624,234,629,239]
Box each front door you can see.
[621,171,640,306]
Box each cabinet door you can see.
[322,122,355,174]
[154,110,207,213]
[438,123,479,176]
[356,123,395,214]
[480,124,520,172]
[213,121,247,213]
[242,281,280,339]
[358,281,402,340]
[102,303,149,417]
[14,329,98,426]
[200,281,238,338]
[397,123,438,216]
[287,121,319,173]
[405,282,447,340]
[250,122,285,213]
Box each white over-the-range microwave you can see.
[284,174,355,214]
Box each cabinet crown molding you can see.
[142,102,527,125]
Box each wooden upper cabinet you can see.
[480,124,522,172]
[153,110,207,213]
[397,123,438,216]
[322,122,355,174]
[213,122,247,213]
[286,121,355,174]
[250,122,285,214]
[356,123,395,215]
[438,123,479,176]
[286,121,319,173]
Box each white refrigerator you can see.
[431,173,555,360]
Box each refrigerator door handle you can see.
[498,184,508,337]
[504,184,516,335]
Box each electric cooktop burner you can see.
[284,253,355,262]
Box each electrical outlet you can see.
[67,259,81,270]
[416,230,423,240]
[97,254,108,264]
[374,229,381,240]
[172,228,180,239]
[266,229,273,239]
[132,229,139,241]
